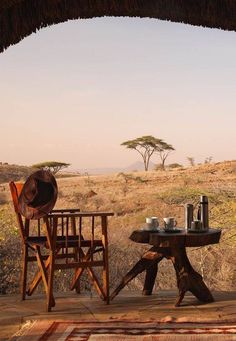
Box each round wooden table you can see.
[111,228,221,306]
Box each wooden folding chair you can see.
[9,181,81,301]
[10,181,113,311]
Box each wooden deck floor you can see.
[1,290,236,340]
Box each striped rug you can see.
[15,321,236,341]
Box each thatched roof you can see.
[1,1,236,53]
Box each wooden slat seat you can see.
[26,236,47,247]
[54,238,103,249]
[26,236,103,248]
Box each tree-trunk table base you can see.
[110,228,221,307]
[110,246,214,306]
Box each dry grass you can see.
[0,160,235,295]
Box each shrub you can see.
[155,164,164,171]
[167,163,183,169]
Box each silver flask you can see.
[185,203,194,230]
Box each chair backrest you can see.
[9,181,29,242]
[9,181,23,213]
[43,212,111,266]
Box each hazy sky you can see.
[0,17,235,170]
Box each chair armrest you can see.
[47,211,114,218]
[51,208,81,213]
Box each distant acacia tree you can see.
[187,157,195,167]
[32,161,70,174]
[204,156,213,164]
[155,141,175,170]
[121,135,175,171]
[121,136,161,171]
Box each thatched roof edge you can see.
[1,0,236,53]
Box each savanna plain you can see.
[0,160,235,297]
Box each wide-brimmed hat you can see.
[18,170,58,219]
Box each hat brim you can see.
[18,170,58,219]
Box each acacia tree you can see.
[187,157,195,167]
[32,161,70,174]
[121,136,175,171]
[121,136,163,171]
[156,141,175,170]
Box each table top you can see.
[129,228,221,248]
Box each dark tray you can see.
[140,227,160,232]
[163,228,182,233]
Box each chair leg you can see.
[101,217,109,304]
[27,256,50,296]
[28,248,61,296]
[87,267,105,300]
[73,248,81,294]
[103,249,109,304]
[70,248,92,292]
[21,245,28,300]
[34,246,55,311]
[47,251,55,312]
[75,279,81,294]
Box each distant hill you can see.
[0,161,158,181]
[75,161,156,175]
[123,161,156,172]
[0,164,35,184]
[1,160,235,183]
[75,167,122,175]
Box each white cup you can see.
[145,217,159,229]
[151,217,159,228]
[163,217,177,229]
[146,217,153,225]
